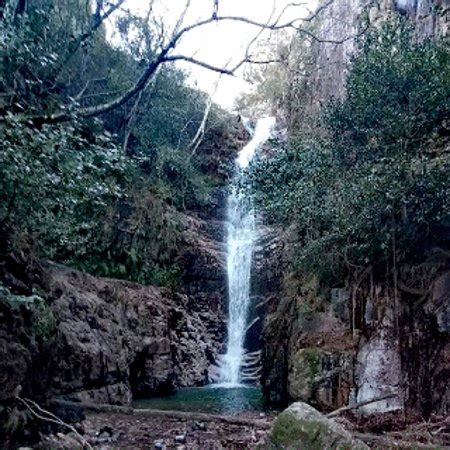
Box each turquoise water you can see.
[133,386,268,414]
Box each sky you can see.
[113,0,317,110]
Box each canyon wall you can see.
[259,0,449,419]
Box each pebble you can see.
[193,421,206,431]
[175,434,186,443]
[97,431,111,441]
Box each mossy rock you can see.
[267,402,369,450]
[288,347,323,401]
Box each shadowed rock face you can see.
[0,261,225,406]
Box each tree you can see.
[0,0,232,286]
[1,0,353,125]
[248,17,449,282]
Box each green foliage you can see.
[250,18,449,282]
[68,184,182,286]
[34,300,57,340]
[326,19,449,165]
[0,116,130,260]
[1,1,233,287]
[151,146,214,209]
[0,285,56,340]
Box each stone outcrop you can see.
[305,0,448,113]
[0,192,231,411]
[268,402,369,449]
[260,258,450,418]
[0,261,224,406]
[261,286,355,411]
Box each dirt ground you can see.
[38,411,275,449]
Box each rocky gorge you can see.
[0,0,449,448]
[0,119,251,445]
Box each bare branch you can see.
[17,396,93,449]
[239,0,278,69]
[163,55,234,75]
[75,77,108,100]
[274,2,308,24]
[303,0,334,22]
[171,10,356,47]
[122,89,143,154]
[171,0,192,39]
[327,394,396,418]
[2,1,364,125]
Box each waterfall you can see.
[218,117,275,386]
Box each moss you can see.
[0,285,56,340]
[298,301,314,319]
[289,348,325,401]
[34,301,57,340]
[269,412,326,449]
[302,348,322,380]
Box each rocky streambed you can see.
[33,400,450,449]
[37,409,274,449]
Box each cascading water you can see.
[218,117,275,386]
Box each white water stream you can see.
[218,117,275,386]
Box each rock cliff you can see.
[1,261,222,405]
[259,0,449,420]
[305,0,448,112]
[261,256,450,417]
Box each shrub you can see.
[249,18,449,282]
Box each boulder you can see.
[0,260,226,405]
[268,402,369,449]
